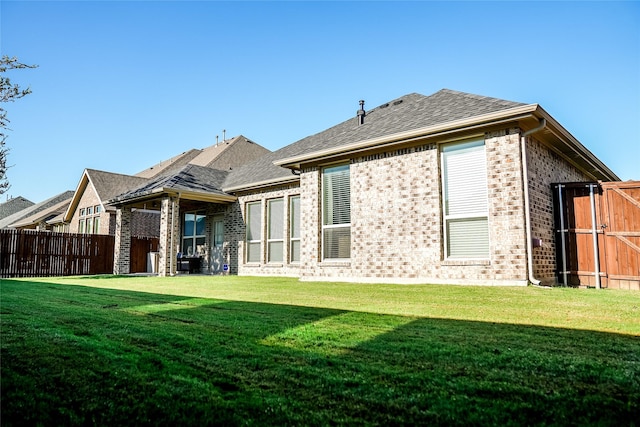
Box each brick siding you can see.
[525,136,591,284]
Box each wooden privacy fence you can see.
[0,229,115,278]
[553,181,640,290]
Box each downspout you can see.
[521,118,546,286]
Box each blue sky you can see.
[1,1,638,203]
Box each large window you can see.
[182,212,206,256]
[246,202,262,263]
[267,198,284,263]
[290,196,301,263]
[322,164,351,259]
[441,139,489,259]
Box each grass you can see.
[1,275,639,426]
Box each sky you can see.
[1,0,639,203]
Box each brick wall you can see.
[296,132,529,285]
[525,136,591,284]
[113,206,132,274]
[219,130,594,286]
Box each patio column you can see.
[113,206,132,275]
[158,196,180,276]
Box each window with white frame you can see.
[322,164,351,259]
[182,212,206,256]
[246,202,262,263]
[290,196,301,263]
[441,139,489,259]
[267,198,284,263]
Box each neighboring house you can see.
[108,89,619,286]
[8,197,72,231]
[0,191,74,230]
[64,135,270,239]
[0,196,34,220]
[64,169,153,236]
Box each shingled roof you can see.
[222,89,526,190]
[1,191,74,229]
[109,164,233,205]
[0,196,34,220]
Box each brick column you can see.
[158,196,180,276]
[113,206,132,275]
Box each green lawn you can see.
[2,275,639,426]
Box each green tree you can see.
[1,55,37,195]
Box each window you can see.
[79,208,85,217]
[95,205,102,214]
[86,206,93,216]
[78,218,85,234]
[93,217,100,234]
[246,202,262,263]
[182,212,206,256]
[322,164,350,259]
[290,196,301,263]
[267,198,284,263]
[441,139,489,259]
[86,217,93,234]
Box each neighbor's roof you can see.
[0,196,34,220]
[223,88,618,191]
[8,197,72,229]
[0,191,74,229]
[63,169,149,222]
[109,164,235,205]
[134,149,202,179]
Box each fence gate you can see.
[130,236,160,274]
[553,181,640,290]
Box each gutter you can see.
[521,118,547,286]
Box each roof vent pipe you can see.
[357,100,365,125]
[223,129,226,141]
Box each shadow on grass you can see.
[1,281,638,426]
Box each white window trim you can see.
[289,195,301,264]
[245,201,262,264]
[267,198,284,264]
[321,163,351,261]
[441,139,490,260]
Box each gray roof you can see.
[135,149,202,179]
[0,196,34,220]
[8,197,72,228]
[223,89,525,190]
[86,169,149,202]
[110,164,230,204]
[0,191,74,229]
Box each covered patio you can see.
[108,164,237,276]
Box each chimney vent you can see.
[357,100,365,125]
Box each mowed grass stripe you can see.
[1,277,639,426]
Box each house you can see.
[108,89,619,286]
[0,196,34,220]
[7,197,72,231]
[64,135,270,239]
[0,191,74,230]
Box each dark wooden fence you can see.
[0,229,115,278]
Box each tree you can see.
[1,55,37,195]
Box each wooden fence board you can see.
[554,181,640,289]
[0,229,115,278]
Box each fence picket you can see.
[0,229,116,278]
